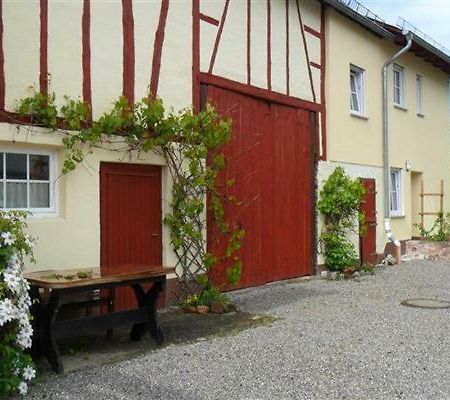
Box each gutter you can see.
[322,0,396,40]
[382,31,413,262]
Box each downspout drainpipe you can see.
[382,31,413,264]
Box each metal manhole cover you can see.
[401,298,450,309]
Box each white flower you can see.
[8,254,22,270]
[3,269,22,294]
[16,319,33,349]
[22,366,36,381]
[18,381,28,395]
[1,231,15,246]
[24,235,35,249]
[0,298,17,326]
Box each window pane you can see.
[351,93,359,112]
[30,155,49,180]
[6,153,27,180]
[0,152,3,178]
[350,73,357,92]
[394,87,401,104]
[30,182,50,208]
[390,191,397,211]
[6,182,27,208]
[0,183,3,208]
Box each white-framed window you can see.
[393,64,405,107]
[390,168,402,217]
[0,149,57,214]
[416,74,424,116]
[350,65,365,115]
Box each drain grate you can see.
[401,298,450,309]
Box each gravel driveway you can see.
[29,260,450,400]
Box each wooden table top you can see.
[25,265,175,289]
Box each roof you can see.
[322,0,450,75]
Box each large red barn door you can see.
[100,162,162,311]
[207,85,314,288]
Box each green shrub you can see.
[320,232,359,271]
[318,167,365,272]
[413,213,450,242]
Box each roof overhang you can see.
[322,0,450,75]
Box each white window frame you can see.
[350,65,365,116]
[390,168,402,217]
[393,64,405,107]
[416,74,424,116]
[0,147,58,216]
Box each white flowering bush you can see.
[0,210,36,397]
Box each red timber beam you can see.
[266,0,271,90]
[0,0,4,110]
[246,0,251,85]
[208,0,230,74]
[200,72,321,113]
[320,5,327,160]
[192,0,200,111]
[82,0,92,113]
[285,0,289,95]
[150,0,169,98]
[40,0,48,95]
[296,0,315,103]
[122,0,135,105]
[304,25,321,39]
[200,13,219,26]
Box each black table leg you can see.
[130,280,165,344]
[41,291,63,373]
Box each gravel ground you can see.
[29,260,450,400]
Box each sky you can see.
[361,0,450,52]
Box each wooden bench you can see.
[25,266,174,373]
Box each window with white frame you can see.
[393,64,405,107]
[390,168,402,216]
[0,150,56,212]
[350,65,365,115]
[416,74,424,115]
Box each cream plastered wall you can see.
[0,125,178,274]
[323,8,450,249]
[1,1,323,273]
[201,0,322,102]
[1,1,191,274]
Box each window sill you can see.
[417,113,425,118]
[350,112,369,120]
[393,104,408,112]
[390,214,405,219]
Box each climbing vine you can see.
[318,167,365,271]
[16,89,243,294]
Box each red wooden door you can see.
[207,85,314,288]
[100,162,162,311]
[359,178,377,265]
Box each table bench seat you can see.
[26,266,175,373]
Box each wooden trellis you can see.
[419,179,444,228]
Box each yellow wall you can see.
[323,8,450,248]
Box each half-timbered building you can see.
[0,0,325,295]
